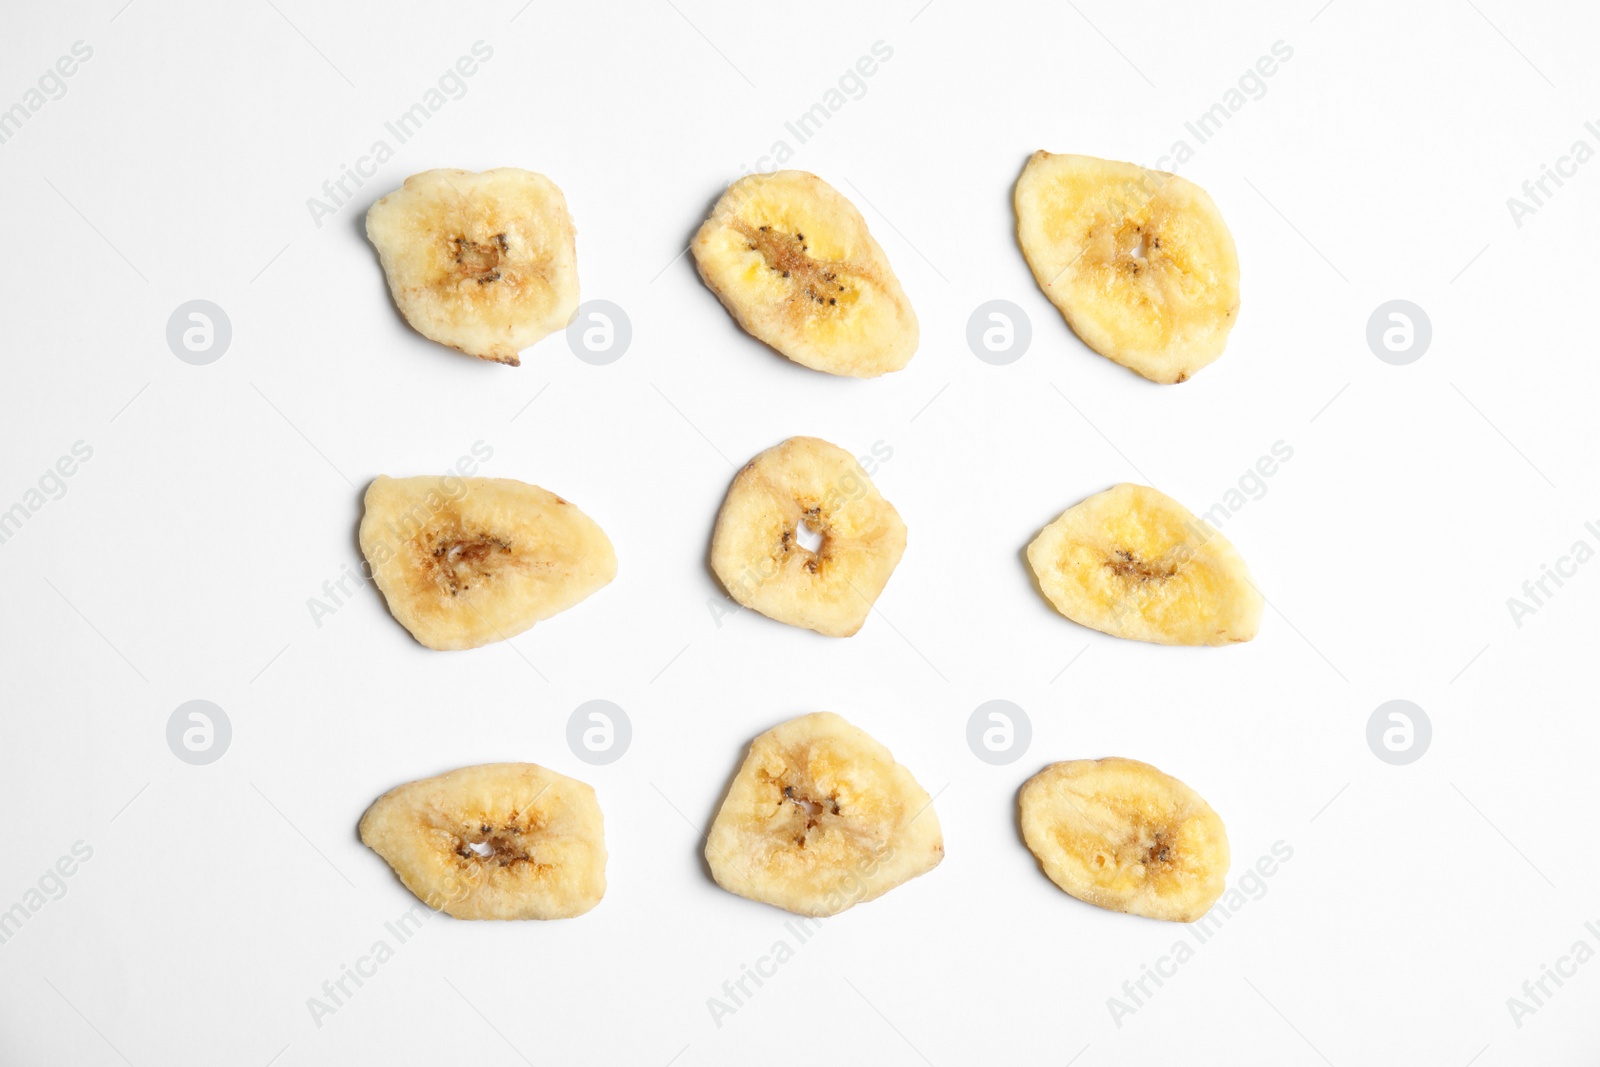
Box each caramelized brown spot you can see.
[1105,548,1176,584]
[453,233,506,282]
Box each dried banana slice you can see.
[1015,151,1240,383]
[705,712,943,917]
[366,168,579,365]
[360,762,606,920]
[1019,757,1229,923]
[359,475,615,651]
[692,171,918,377]
[710,436,906,637]
[1026,483,1261,646]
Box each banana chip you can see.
[1015,152,1240,383]
[693,171,918,377]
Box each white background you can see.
[2,0,1597,1063]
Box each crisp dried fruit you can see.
[359,475,615,651]
[359,762,606,920]
[366,168,579,365]
[1015,151,1240,383]
[692,171,918,377]
[1026,483,1261,646]
[705,712,942,917]
[710,437,905,637]
[1019,757,1229,923]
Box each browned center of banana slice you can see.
[359,762,607,920]
[1019,757,1229,923]
[359,475,616,651]
[705,712,944,917]
[692,171,919,377]
[710,436,906,637]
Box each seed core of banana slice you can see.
[366,168,579,365]
[705,712,943,917]
[692,171,918,377]
[710,436,906,637]
[360,762,606,920]
[1019,757,1229,923]
[1015,152,1240,383]
[359,475,615,651]
[1026,483,1261,646]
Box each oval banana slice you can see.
[1015,151,1240,383]
[360,762,606,920]
[1026,483,1261,646]
[359,475,616,651]
[366,168,579,365]
[710,436,906,637]
[1019,757,1229,923]
[705,712,943,917]
[692,171,918,377]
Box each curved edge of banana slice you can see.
[365,167,580,366]
[1018,757,1229,923]
[691,171,919,378]
[1014,151,1240,384]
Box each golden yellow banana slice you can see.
[1015,152,1240,383]
[705,712,943,916]
[366,168,579,365]
[1019,757,1229,923]
[1027,483,1261,646]
[692,171,918,377]
[359,475,615,651]
[360,762,606,920]
[710,436,906,637]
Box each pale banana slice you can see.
[1027,483,1261,646]
[366,168,579,365]
[360,762,606,920]
[1015,152,1240,383]
[1020,757,1229,923]
[359,475,615,651]
[692,171,918,377]
[705,712,943,917]
[710,437,905,637]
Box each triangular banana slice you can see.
[705,712,943,917]
[365,168,579,365]
[360,762,606,920]
[710,436,906,637]
[692,171,918,377]
[1019,757,1229,923]
[1015,152,1240,383]
[1026,483,1261,646]
[359,475,615,651]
